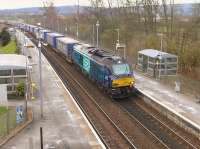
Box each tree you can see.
[42,1,58,31]
[16,81,25,97]
[0,27,11,46]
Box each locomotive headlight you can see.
[130,81,134,86]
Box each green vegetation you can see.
[0,40,17,54]
[16,81,25,97]
[0,107,8,115]
[0,108,16,137]
[0,27,11,46]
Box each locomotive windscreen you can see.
[112,64,130,75]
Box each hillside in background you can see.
[0,3,196,16]
[0,5,88,16]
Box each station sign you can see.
[16,105,24,124]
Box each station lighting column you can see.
[37,22,43,118]
[116,28,120,44]
[96,20,100,48]
[38,40,43,118]
[23,34,28,115]
[76,0,79,39]
[158,33,163,52]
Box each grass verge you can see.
[0,107,8,115]
[0,40,17,54]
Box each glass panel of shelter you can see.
[0,78,12,84]
[13,69,26,76]
[0,70,11,76]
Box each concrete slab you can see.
[2,30,104,149]
[135,71,200,131]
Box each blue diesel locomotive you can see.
[72,44,135,98]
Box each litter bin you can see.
[175,81,181,93]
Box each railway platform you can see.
[135,71,200,138]
[2,31,104,149]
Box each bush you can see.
[0,27,11,46]
[16,81,25,97]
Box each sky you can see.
[0,0,198,10]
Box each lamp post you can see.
[23,37,28,115]
[38,38,43,118]
[37,22,43,118]
[156,54,162,80]
[158,33,163,52]
[76,0,79,39]
[57,17,60,33]
[96,20,100,48]
[76,23,79,39]
[65,27,68,34]
[92,24,95,45]
[115,28,120,44]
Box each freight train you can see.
[17,23,135,98]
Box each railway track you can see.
[116,98,199,149]
[134,99,200,148]
[26,32,200,149]
[40,44,137,148]
[36,42,165,149]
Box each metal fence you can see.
[0,105,27,139]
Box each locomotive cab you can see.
[107,58,135,98]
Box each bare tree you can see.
[42,1,58,31]
[170,0,174,37]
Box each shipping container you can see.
[39,29,51,41]
[56,37,79,62]
[33,27,43,37]
[46,32,64,49]
[29,25,36,33]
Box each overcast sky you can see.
[0,0,198,10]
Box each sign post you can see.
[0,84,8,108]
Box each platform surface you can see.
[135,71,200,128]
[2,31,104,149]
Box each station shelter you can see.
[137,49,178,78]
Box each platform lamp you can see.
[76,0,79,39]
[115,28,120,44]
[96,20,100,48]
[156,54,162,80]
[157,33,163,52]
[37,22,43,118]
[23,37,28,116]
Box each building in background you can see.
[0,54,29,95]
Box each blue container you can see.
[46,32,64,49]
[56,37,79,62]
[39,30,51,41]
